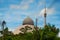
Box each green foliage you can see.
[0,23,60,40]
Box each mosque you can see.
[13,17,35,35]
[13,5,47,35]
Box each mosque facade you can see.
[13,17,35,35]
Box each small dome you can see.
[23,17,34,25]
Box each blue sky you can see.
[0,0,60,31]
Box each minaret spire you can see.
[44,0,47,27]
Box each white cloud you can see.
[10,0,34,10]
[39,8,55,17]
[28,0,34,3]
[10,5,20,9]
[37,0,45,8]
[21,0,34,4]
[10,4,29,10]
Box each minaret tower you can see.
[35,18,38,30]
[44,0,47,27]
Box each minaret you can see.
[36,18,38,27]
[44,0,47,27]
[36,18,38,30]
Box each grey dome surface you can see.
[23,17,34,25]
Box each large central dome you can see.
[23,17,34,25]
